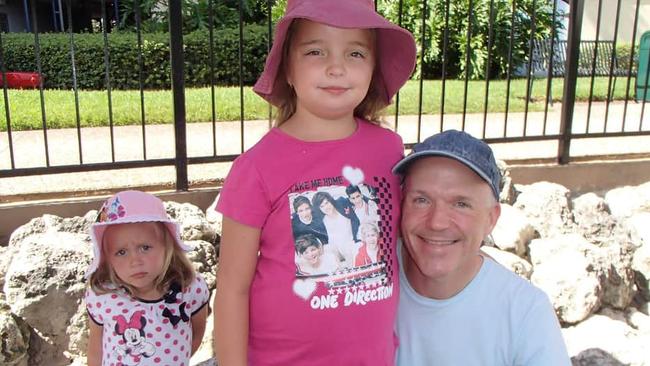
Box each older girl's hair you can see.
[273,20,386,127]
[89,222,195,297]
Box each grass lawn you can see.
[0,77,639,131]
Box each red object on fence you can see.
[0,72,42,88]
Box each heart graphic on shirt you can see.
[342,166,364,186]
[293,279,317,300]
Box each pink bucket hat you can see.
[253,0,417,107]
[85,190,191,278]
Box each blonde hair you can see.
[273,20,387,127]
[359,222,380,239]
[89,222,195,297]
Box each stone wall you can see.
[1,171,649,365]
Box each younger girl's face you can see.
[286,19,375,121]
[104,222,168,299]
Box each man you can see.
[291,195,328,245]
[346,184,380,229]
[393,130,570,365]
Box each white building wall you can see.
[581,0,650,43]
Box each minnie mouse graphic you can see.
[113,310,156,365]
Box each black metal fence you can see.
[1,0,649,191]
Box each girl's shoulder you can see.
[180,274,211,308]
[357,119,403,144]
[85,283,124,301]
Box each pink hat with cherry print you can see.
[85,190,192,279]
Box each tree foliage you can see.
[117,0,270,32]
[269,0,564,80]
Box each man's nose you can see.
[426,203,449,230]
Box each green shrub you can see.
[0,25,268,89]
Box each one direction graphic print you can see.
[288,166,395,310]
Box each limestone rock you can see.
[497,160,517,205]
[0,295,30,366]
[572,193,617,246]
[632,233,650,303]
[514,182,575,238]
[481,246,533,279]
[491,204,536,257]
[605,182,650,218]
[563,311,649,366]
[8,213,94,248]
[186,240,218,290]
[3,231,92,365]
[529,234,604,324]
[166,201,218,244]
[205,195,223,245]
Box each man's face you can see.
[400,157,500,298]
[296,202,313,224]
[348,191,364,208]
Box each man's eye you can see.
[455,201,471,209]
[413,197,428,205]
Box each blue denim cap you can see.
[392,130,501,200]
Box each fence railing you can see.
[1,0,649,191]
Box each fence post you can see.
[169,0,188,191]
[558,0,584,164]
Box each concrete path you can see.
[1,101,648,201]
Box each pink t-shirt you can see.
[217,119,403,366]
[85,275,210,366]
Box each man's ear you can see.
[487,202,501,233]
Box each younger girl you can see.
[214,0,416,364]
[85,190,210,366]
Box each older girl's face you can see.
[286,19,374,122]
[319,199,336,216]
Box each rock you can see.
[205,195,223,245]
[572,193,617,246]
[563,311,649,366]
[0,245,11,289]
[514,182,575,238]
[491,204,536,257]
[481,246,533,279]
[0,295,30,366]
[186,240,218,290]
[497,160,517,205]
[605,182,650,218]
[529,234,604,324]
[632,232,650,303]
[627,212,650,247]
[571,348,627,366]
[166,201,218,244]
[3,232,92,365]
[8,213,94,248]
